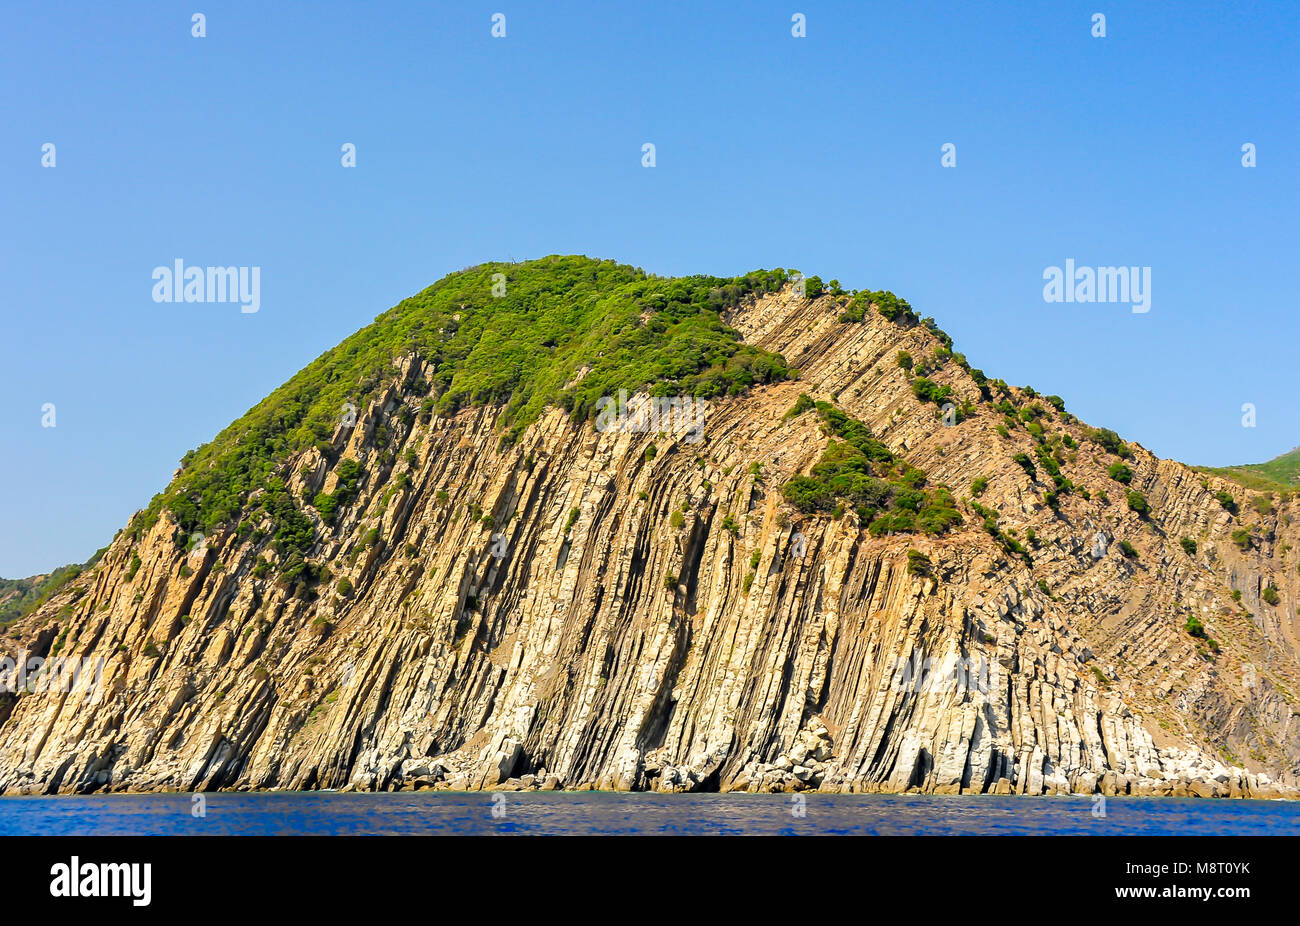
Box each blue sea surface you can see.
[1,792,1297,836]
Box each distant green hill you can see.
[1199,446,1300,493]
[0,557,99,625]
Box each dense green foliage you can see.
[869,291,918,325]
[836,289,918,326]
[911,377,953,406]
[313,458,363,526]
[1088,427,1132,458]
[1126,490,1150,516]
[126,256,795,562]
[1107,462,1133,484]
[781,398,962,535]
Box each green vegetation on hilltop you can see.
[838,289,917,325]
[25,253,1227,605]
[128,257,795,568]
[1200,446,1300,493]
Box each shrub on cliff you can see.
[1012,452,1036,477]
[782,476,835,512]
[781,403,961,536]
[1107,462,1133,484]
[1088,427,1132,458]
[785,393,816,419]
[911,377,952,405]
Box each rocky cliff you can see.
[3,264,1298,798]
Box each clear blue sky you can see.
[2,1,1297,576]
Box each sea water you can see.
[1,792,1295,836]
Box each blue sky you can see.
[2,1,1297,576]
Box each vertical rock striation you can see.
[1,283,1297,798]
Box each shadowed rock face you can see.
[2,284,1298,799]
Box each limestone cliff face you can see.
[2,286,1298,797]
